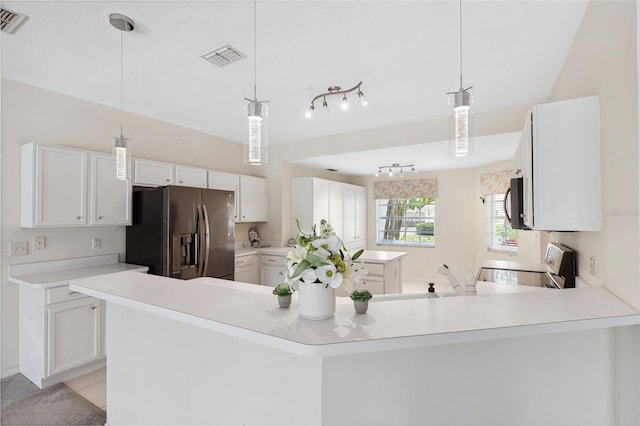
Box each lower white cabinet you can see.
[335,259,402,297]
[48,298,102,376]
[235,254,258,284]
[19,284,105,388]
[260,254,286,287]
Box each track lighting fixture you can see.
[374,163,416,178]
[306,81,367,117]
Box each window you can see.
[487,193,518,253]
[376,198,436,247]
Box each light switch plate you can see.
[10,241,28,256]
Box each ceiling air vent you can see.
[0,7,27,34]
[201,44,246,67]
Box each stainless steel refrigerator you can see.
[126,186,235,280]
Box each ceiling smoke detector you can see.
[0,7,27,34]
[201,44,246,67]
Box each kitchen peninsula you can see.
[70,271,639,426]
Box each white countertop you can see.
[9,254,148,288]
[480,259,549,273]
[70,271,639,357]
[235,247,407,264]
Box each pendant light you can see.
[446,0,474,158]
[244,0,268,165]
[109,13,134,180]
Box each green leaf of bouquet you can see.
[352,249,364,261]
[291,260,311,279]
[306,254,330,267]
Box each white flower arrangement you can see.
[286,219,368,291]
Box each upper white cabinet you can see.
[208,171,240,222]
[239,175,268,222]
[291,177,366,249]
[90,153,131,226]
[133,160,208,189]
[22,144,132,228]
[175,165,208,188]
[21,144,88,227]
[133,159,174,186]
[515,96,601,231]
[209,172,267,223]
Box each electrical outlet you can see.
[91,237,102,250]
[33,236,46,251]
[590,256,596,276]
[10,241,28,256]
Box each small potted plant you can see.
[349,289,373,314]
[272,283,293,308]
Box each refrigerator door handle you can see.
[196,205,205,277]
[202,204,211,277]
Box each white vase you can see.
[298,280,336,320]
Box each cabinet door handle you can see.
[97,216,104,220]
[166,179,171,182]
[76,216,83,220]
[515,169,522,175]
[90,305,97,310]
[69,291,79,295]
[268,259,275,262]
[179,180,184,184]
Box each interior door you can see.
[201,188,235,280]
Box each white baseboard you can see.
[1,366,20,379]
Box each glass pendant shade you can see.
[113,134,131,180]
[244,100,268,165]
[448,88,474,157]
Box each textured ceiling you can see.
[1,0,588,173]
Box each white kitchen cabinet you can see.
[48,297,102,376]
[260,254,286,287]
[175,165,208,188]
[342,184,367,251]
[235,254,258,284]
[21,143,133,228]
[133,159,174,186]
[291,177,366,247]
[21,144,88,227]
[239,175,268,222]
[10,255,147,388]
[335,259,402,296]
[209,171,240,222]
[515,96,601,231]
[90,153,131,226]
[18,283,105,388]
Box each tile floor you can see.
[64,367,107,411]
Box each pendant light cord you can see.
[253,0,257,101]
[120,29,124,136]
[459,0,463,90]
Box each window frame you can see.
[375,198,436,248]
[487,193,518,254]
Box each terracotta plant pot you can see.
[277,294,292,308]
[354,300,369,314]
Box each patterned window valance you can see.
[373,179,437,199]
[479,169,512,195]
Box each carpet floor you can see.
[1,374,106,425]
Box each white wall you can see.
[0,79,263,375]
[544,0,639,309]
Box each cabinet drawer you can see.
[359,275,384,295]
[364,263,384,276]
[261,255,286,266]
[47,286,89,305]
[235,256,255,267]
